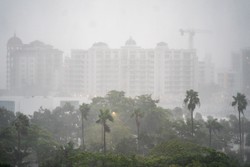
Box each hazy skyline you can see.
[1,0,250,88]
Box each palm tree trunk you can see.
[242,116,245,161]
[17,131,21,167]
[103,123,106,154]
[209,128,212,147]
[137,124,140,153]
[136,116,140,153]
[191,110,194,137]
[239,111,242,158]
[81,115,85,150]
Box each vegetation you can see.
[184,89,200,136]
[79,103,90,150]
[0,90,249,166]
[232,93,248,159]
[96,109,114,154]
[130,108,144,153]
[13,112,29,167]
[205,117,222,147]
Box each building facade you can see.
[198,55,215,88]
[228,49,250,96]
[217,72,235,92]
[242,48,250,96]
[7,34,63,95]
[63,49,89,96]
[63,38,198,103]
[154,42,198,104]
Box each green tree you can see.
[40,141,77,167]
[134,94,158,113]
[232,93,248,157]
[0,107,15,130]
[206,117,222,147]
[79,103,90,150]
[184,89,200,137]
[61,102,75,112]
[0,124,16,166]
[35,104,79,145]
[96,109,114,154]
[172,107,183,120]
[131,108,144,152]
[13,112,29,167]
[106,90,127,112]
[27,125,59,166]
[115,137,137,155]
[0,109,59,166]
[150,139,239,167]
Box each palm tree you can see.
[232,93,248,156]
[79,103,90,150]
[184,89,200,137]
[131,108,144,152]
[96,109,114,154]
[13,112,29,167]
[205,117,222,147]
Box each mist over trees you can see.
[1,1,250,166]
[0,90,249,166]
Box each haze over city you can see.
[1,0,250,166]
[1,0,250,89]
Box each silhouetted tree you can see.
[79,103,90,150]
[131,108,144,152]
[96,109,114,154]
[205,117,222,147]
[232,93,248,158]
[13,112,29,167]
[184,89,200,137]
[0,107,15,130]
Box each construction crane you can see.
[179,28,211,49]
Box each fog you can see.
[0,0,249,117]
[1,0,250,112]
[1,1,250,165]
[1,0,250,82]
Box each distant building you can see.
[229,49,250,95]
[63,37,198,104]
[63,49,89,96]
[88,42,121,96]
[198,54,215,88]
[198,61,206,86]
[0,100,15,112]
[231,52,243,92]
[154,42,198,103]
[6,34,63,95]
[117,38,155,96]
[242,48,250,96]
[0,96,90,115]
[64,39,156,97]
[217,72,235,92]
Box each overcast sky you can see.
[0,0,250,88]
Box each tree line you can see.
[0,90,249,166]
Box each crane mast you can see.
[180,29,210,49]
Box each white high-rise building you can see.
[63,49,88,96]
[154,42,198,105]
[6,34,63,95]
[63,38,198,104]
[88,42,121,96]
[198,54,215,88]
[120,38,155,96]
[64,38,155,97]
[230,49,250,96]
